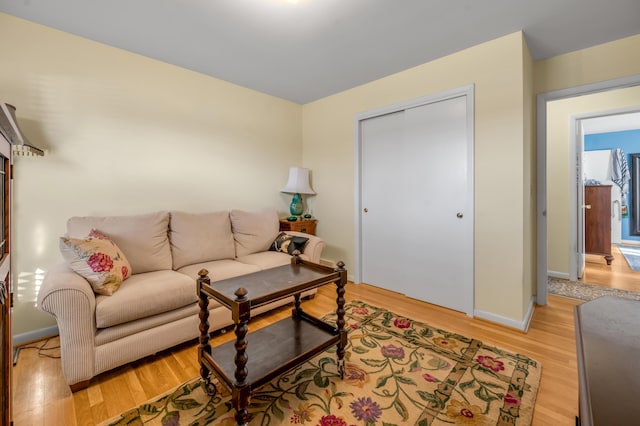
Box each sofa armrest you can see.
[37,262,97,386]
[284,231,325,264]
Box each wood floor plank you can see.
[581,245,640,292]
[123,369,147,406]
[13,282,583,426]
[72,389,93,426]
[85,380,103,411]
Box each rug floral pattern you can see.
[103,301,541,426]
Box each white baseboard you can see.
[319,258,356,282]
[319,258,334,267]
[13,325,59,346]
[547,270,570,280]
[474,296,536,332]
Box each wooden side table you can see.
[279,218,317,235]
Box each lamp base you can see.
[289,193,303,216]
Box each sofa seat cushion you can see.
[67,211,172,273]
[95,270,197,328]
[235,251,294,270]
[230,209,279,257]
[95,301,223,346]
[170,211,235,270]
[177,259,261,282]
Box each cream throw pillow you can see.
[60,229,132,296]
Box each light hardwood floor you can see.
[13,283,582,426]
[580,244,640,292]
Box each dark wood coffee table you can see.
[196,254,347,426]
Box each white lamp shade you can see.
[280,167,316,195]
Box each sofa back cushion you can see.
[66,211,172,273]
[230,209,279,257]
[169,211,235,269]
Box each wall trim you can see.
[548,270,570,280]
[13,325,59,346]
[474,296,536,332]
[621,239,640,245]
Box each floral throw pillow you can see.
[269,232,309,255]
[59,229,132,296]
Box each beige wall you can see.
[534,34,640,94]
[546,85,640,276]
[0,14,303,336]
[303,32,530,322]
[535,34,640,277]
[4,10,640,337]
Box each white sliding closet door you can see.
[359,92,473,315]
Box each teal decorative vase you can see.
[289,193,303,216]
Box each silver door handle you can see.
[583,205,591,209]
[456,212,463,218]
[363,208,368,213]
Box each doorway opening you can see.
[537,75,640,305]
[573,111,640,292]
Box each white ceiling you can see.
[1,0,639,103]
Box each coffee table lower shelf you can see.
[201,314,342,393]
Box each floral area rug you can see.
[102,301,541,426]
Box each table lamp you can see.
[280,167,315,220]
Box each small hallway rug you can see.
[617,244,640,271]
[548,277,640,302]
[102,301,541,426]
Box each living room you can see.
[1,2,640,425]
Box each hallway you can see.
[580,244,640,293]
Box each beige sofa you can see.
[37,209,325,391]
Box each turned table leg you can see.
[335,261,347,379]
[197,269,216,396]
[292,293,302,318]
[233,287,251,426]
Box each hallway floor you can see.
[580,244,640,293]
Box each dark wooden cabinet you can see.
[0,138,11,425]
[0,135,13,425]
[584,185,614,265]
[0,259,10,426]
